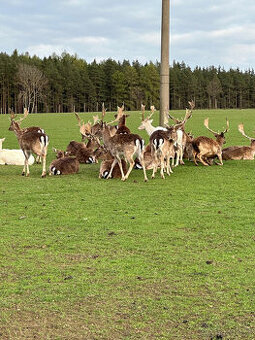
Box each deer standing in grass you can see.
[168,100,195,166]
[9,118,49,177]
[192,118,229,166]
[9,108,45,163]
[222,124,255,160]
[101,122,148,181]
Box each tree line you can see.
[1,49,255,114]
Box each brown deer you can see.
[49,148,79,175]
[222,124,255,160]
[192,118,229,166]
[101,122,148,181]
[9,108,45,163]
[9,118,49,177]
[66,141,96,164]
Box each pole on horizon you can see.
[160,0,170,126]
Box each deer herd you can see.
[1,101,255,181]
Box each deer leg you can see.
[179,147,185,165]
[160,154,165,179]
[174,148,180,167]
[123,156,135,181]
[151,149,158,179]
[106,158,117,179]
[115,155,126,180]
[24,150,31,177]
[197,153,209,166]
[215,153,223,165]
[166,155,172,176]
[41,151,47,177]
[193,150,199,166]
[138,154,148,182]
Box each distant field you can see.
[0,109,255,339]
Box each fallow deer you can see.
[168,100,194,166]
[222,124,255,160]
[138,105,167,135]
[101,122,148,181]
[149,127,177,179]
[9,118,49,177]
[0,137,35,165]
[49,148,79,175]
[192,118,229,166]
[9,108,45,163]
[66,141,96,164]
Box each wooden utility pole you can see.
[160,0,170,126]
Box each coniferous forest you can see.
[1,49,255,114]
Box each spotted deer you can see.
[222,124,255,160]
[9,118,49,177]
[149,127,177,179]
[168,100,194,166]
[192,118,229,166]
[101,122,148,181]
[9,108,45,163]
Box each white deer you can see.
[0,138,34,165]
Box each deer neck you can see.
[216,135,225,147]
[102,126,112,147]
[144,121,156,135]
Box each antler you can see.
[238,123,252,140]
[188,99,195,110]
[108,104,125,124]
[101,102,106,121]
[16,107,29,123]
[141,104,146,121]
[8,108,17,121]
[204,118,218,135]
[222,118,229,134]
[148,105,156,120]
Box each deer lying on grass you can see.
[168,100,195,166]
[101,122,148,181]
[66,140,96,164]
[222,124,255,160]
[192,118,229,166]
[0,138,35,165]
[49,148,79,175]
[9,118,49,177]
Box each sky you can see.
[1,0,255,70]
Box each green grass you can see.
[0,109,255,339]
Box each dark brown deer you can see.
[101,122,148,181]
[9,118,49,177]
[222,124,255,160]
[66,141,96,164]
[192,118,229,166]
[49,148,79,175]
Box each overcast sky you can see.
[1,0,255,70]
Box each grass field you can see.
[0,109,255,339]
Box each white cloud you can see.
[26,44,74,58]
